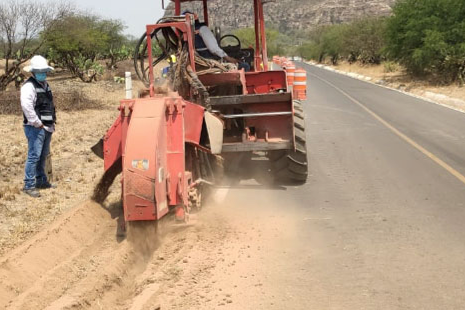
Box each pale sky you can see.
[37,0,168,36]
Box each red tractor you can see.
[93,0,308,225]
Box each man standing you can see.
[21,55,56,198]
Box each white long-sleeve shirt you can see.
[20,81,55,133]
[198,25,228,58]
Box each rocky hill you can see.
[165,0,395,32]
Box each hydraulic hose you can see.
[132,16,232,109]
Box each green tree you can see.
[233,28,256,48]
[320,24,347,65]
[297,24,346,65]
[97,19,133,69]
[297,26,328,62]
[385,0,465,83]
[296,41,324,62]
[232,27,288,58]
[297,17,387,65]
[342,17,387,64]
[0,0,73,90]
[44,14,127,82]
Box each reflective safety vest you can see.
[194,22,214,59]
[23,77,56,126]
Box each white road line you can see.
[309,72,465,186]
[304,62,465,115]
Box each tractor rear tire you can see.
[270,100,308,185]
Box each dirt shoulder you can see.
[312,61,465,112]
[0,71,142,256]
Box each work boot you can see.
[23,188,41,198]
[36,182,57,189]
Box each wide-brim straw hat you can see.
[23,55,54,73]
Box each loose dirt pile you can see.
[0,184,297,310]
[92,161,122,204]
[0,200,115,308]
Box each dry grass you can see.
[0,88,104,115]
[0,58,138,115]
[0,70,127,115]
[333,61,404,81]
[0,107,120,254]
[330,61,465,107]
[0,63,146,255]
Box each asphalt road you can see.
[218,63,465,309]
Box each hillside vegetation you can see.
[296,0,465,84]
[2,0,463,90]
[0,0,135,90]
[165,0,394,32]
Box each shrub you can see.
[383,61,399,73]
[0,89,102,115]
[43,14,127,82]
[385,0,465,83]
[297,17,387,65]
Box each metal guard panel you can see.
[184,100,204,145]
[131,98,167,118]
[210,92,292,106]
[123,99,167,221]
[103,114,123,171]
[198,71,247,94]
[222,141,292,153]
[245,71,288,94]
[124,172,156,221]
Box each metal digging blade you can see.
[91,138,104,159]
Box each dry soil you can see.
[0,67,291,309]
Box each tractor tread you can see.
[270,102,308,185]
[294,110,305,119]
[295,128,306,143]
[294,117,305,130]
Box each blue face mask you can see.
[35,72,47,82]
